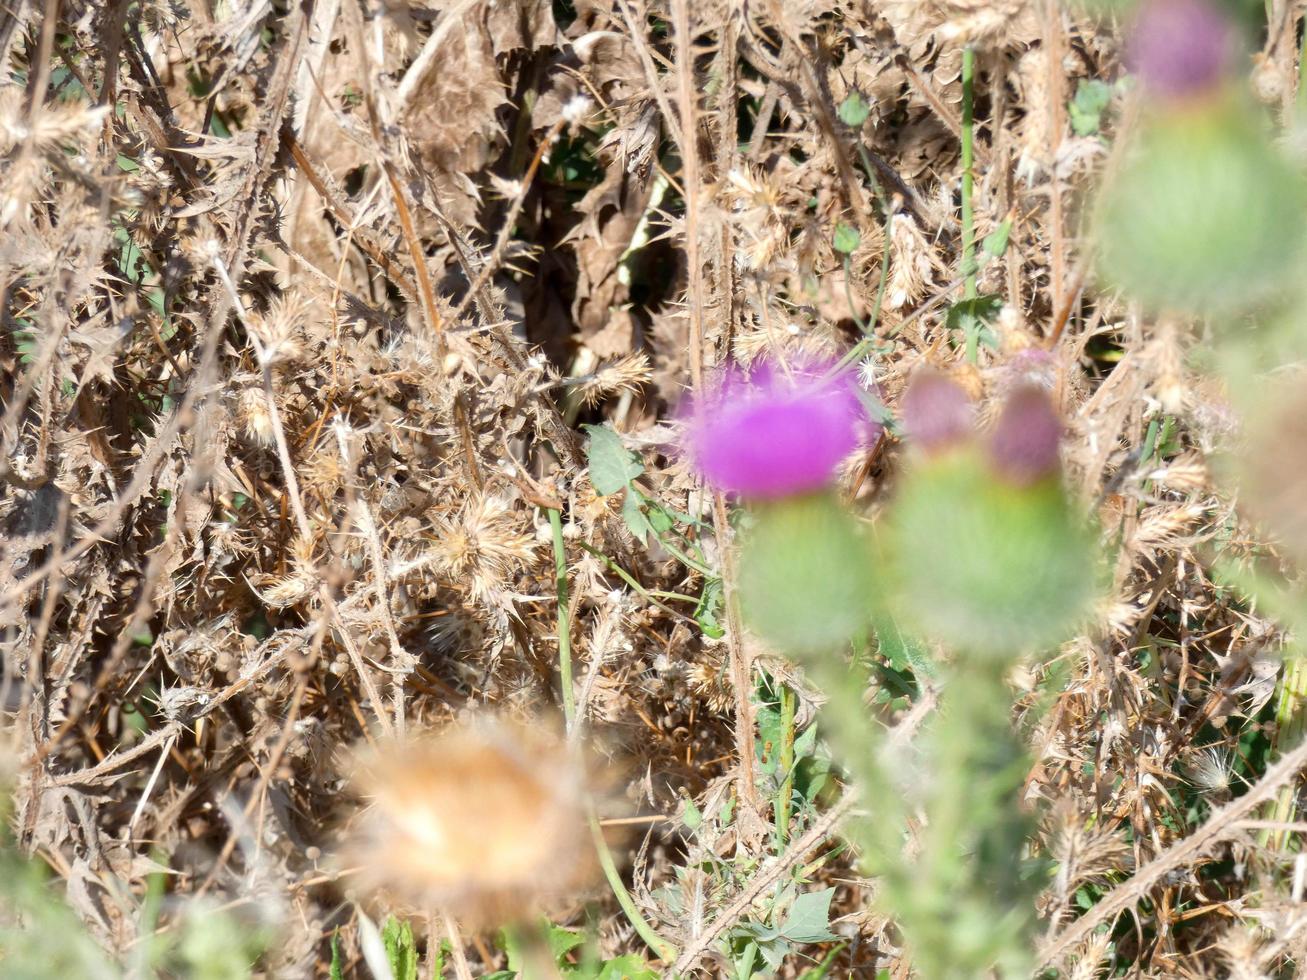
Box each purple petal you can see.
[683,357,870,498]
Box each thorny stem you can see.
[442,913,475,980]
[672,0,705,393]
[547,508,676,962]
[961,47,978,327]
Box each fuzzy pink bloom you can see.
[1127,0,1237,101]
[989,385,1063,485]
[900,371,974,452]
[683,358,870,498]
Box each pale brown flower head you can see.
[429,494,538,602]
[339,718,595,925]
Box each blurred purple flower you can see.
[1127,0,1237,102]
[989,385,1063,485]
[683,357,869,498]
[900,371,974,452]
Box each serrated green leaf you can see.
[547,924,586,961]
[584,424,643,495]
[381,916,418,980]
[694,577,726,639]
[781,887,839,944]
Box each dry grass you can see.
[1,0,1305,977]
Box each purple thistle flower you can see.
[1127,0,1238,102]
[988,385,1063,486]
[900,371,974,452]
[682,357,869,498]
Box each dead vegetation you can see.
[2,0,1307,977]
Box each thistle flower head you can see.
[900,370,975,452]
[1127,0,1238,103]
[681,357,870,499]
[988,385,1063,485]
[338,718,595,925]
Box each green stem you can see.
[1262,649,1307,850]
[775,684,796,847]
[854,145,894,338]
[547,509,677,963]
[961,47,977,308]
[548,508,575,723]
[586,812,677,962]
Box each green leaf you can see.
[546,924,586,961]
[945,294,1003,355]
[330,932,345,980]
[583,424,643,495]
[982,219,1012,258]
[780,887,839,944]
[621,491,653,544]
[381,916,418,980]
[693,577,726,639]
[682,796,703,831]
[646,500,676,534]
[837,91,871,129]
[1068,78,1112,137]
[833,222,860,255]
[590,955,658,980]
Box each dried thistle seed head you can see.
[1184,745,1237,796]
[248,292,310,367]
[338,718,595,925]
[429,494,537,601]
[577,351,652,408]
[935,0,1035,46]
[883,0,1035,49]
[687,649,734,715]
[1045,802,1133,899]
[237,386,274,446]
[886,213,936,312]
[255,537,320,609]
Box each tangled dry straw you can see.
[2,0,1307,976]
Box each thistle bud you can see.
[988,385,1063,486]
[900,371,975,452]
[1127,0,1238,103]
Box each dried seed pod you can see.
[338,718,596,926]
